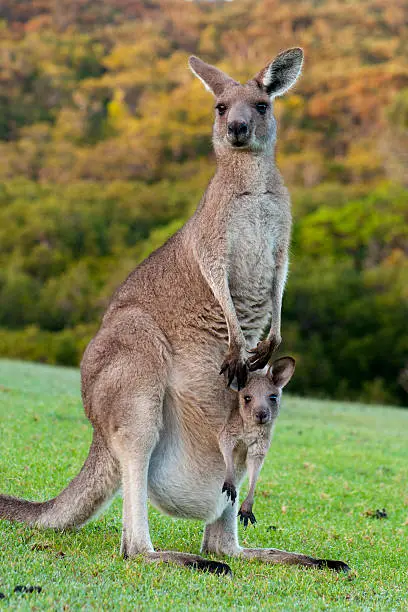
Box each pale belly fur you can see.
[148,435,232,523]
[147,383,247,524]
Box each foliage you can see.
[283,184,408,405]
[0,1,407,405]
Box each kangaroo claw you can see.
[238,508,257,528]
[220,353,248,390]
[248,338,279,371]
[222,481,237,505]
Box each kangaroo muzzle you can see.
[227,120,250,146]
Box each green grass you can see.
[0,359,407,611]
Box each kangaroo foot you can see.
[314,559,351,572]
[145,551,232,576]
[222,481,237,505]
[239,547,350,571]
[238,508,257,527]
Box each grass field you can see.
[0,359,407,610]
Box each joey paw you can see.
[222,481,237,505]
[238,508,257,528]
[220,352,248,390]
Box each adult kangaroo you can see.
[0,49,349,575]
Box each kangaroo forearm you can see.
[267,258,288,341]
[225,464,236,487]
[191,221,246,352]
[206,271,244,350]
[222,452,236,485]
[219,436,236,485]
[246,455,264,505]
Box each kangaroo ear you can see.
[254,48,303,98]
[189,56,238,96]
[267,356,296,388]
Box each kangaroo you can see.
[219,357,295,528]
[0,49,350,575]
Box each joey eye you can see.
[216,104,227,116]
[244,395,252,404]
[255,102,268,115]
[269,394,278,403]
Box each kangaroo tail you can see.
[0,431,120,529]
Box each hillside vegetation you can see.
[0,0,407,405]
[0,359,407,609]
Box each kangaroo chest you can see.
[227,194,290,338]
[241,423,273,456]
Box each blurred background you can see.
[0,0,406,406]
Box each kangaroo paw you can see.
[248,339,277,371]
[222,481,237,505]
[238,508,257,528]
[220,352,248,390]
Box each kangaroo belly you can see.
[148,435,228,522]
[147,387,247,523]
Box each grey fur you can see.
[0,50,350,574]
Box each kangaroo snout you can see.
[256,410,270,425]
[227,120,250,146]
[228,120,248,136]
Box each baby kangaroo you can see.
[219,357,295,527]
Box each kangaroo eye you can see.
[244,395,252,404]
[256,103,268,115]
[215,103,227,116]
[269,394,278,403]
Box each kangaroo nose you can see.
[256,411,269,424]
[227,120,248,137]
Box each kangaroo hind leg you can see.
[113,381,231,574]
[105,317,230,575]
[113,392,230,574]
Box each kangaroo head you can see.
[189,49,303,157]
[232,357,296,426]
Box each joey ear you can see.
[189,56,238,96]
[254,48,303,97]
[267,356,296,389]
